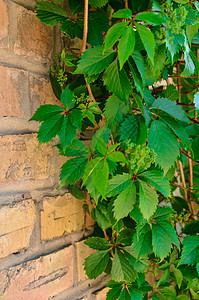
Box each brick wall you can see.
[0,0,108,299]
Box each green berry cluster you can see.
[74,93,90,105]
[57,69,68,87]
[126,143,156,174]
[165,3,188,35]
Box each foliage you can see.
[31,0,199,299]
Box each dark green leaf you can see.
[88,0,109,7]
[107,286,123,300]
[112,9,132,19]
[68,185,86,200]
[84,250,110,279]
[120,115,147,144]
[92,158,109,197]
[85,237,111,250]
[60,156,88,186]
[118,23,135,69]
[62,139,88,157]
[132,51,146,82]
[106,174,131,197]
[59,116,76,149]
[69,109,83,131]
[103,59,132,100]
[88,11,109,46]
[104,22,127,52]
[38,114,64,144]
[179,236,199,266]
[30,105,64,122]
[35,1,68,26]
[68,0,84,14]
[133,224,152,257]
[61,86,75,110]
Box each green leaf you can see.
[163,85,179,101]
[139,180,158,220]
[134,12,164,25]
[186,24,199,45]
[107,286,123,300]
[37,114,64,144]
[82,157,102,186]
[152,207,173,221]
[84,250,110,279]
[88,0,109,7]
[124,246,148,272]
[179,236,199,266]
[111,249,137,282]
[75,46,115,75]
[61,86,75,110]
[59,116,76,149]
[140,170,171,197]
[133,224,152,257]
[108,151,127,163]
[129,286,143,300]
[104,22,127,52]
[194,91,199,111]
[112,9,132,19]
[68,185,86,200]
[118,23,135,69]
[92,158,109,197]
[85,237,110,250]
[88,11,109,46]
[92,127,111,151]
[60,156,88,186]
[61,20,83,39]
[68,0,84,14]
[152,98,190,123]
[172,267,183,288]
[62,139,88,157]
[148,120,180,173]
[69,109,83,131]
[132,51,146,82]
[35,1,68,26]
[103,59,132,100]
[30,105,64,122]
[135,23,155,65]
[118,288,131,300]
[106,174,131,197]
[120,115,147,144]
[94,205,112,230]
[104,94,130,130]
[114,183,136,220]
[156,268,170,288]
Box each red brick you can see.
[0,0,9,49]
[14,6,53,63]
[0,134,57,186]
[0,200,36,259]
[0,246,73,299]
[0,65,29,117]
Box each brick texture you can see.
[0,0,9,49]
[95,288,109,300]
[76,240,95,282]
[14,6,53,63]
[0,200,36,259]
[0,246,73,299]
[41,194,85,241]
[0,65,29,117]
[0,134,57,186]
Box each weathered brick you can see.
[0,200,35,259]
[41,194,85,241]
[0,134,57,186]
[0,246,73,299]
[0,65,29,117]
[14,6,53,63]
[0,0,9,49]
[95,288,110,300]
[29,74,60,116]
[76,240,95,282]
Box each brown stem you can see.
[125,0,128,9]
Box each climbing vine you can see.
[31,0,199,299]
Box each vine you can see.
[31,0,199,299]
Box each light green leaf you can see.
[106,174,131,197]
[114,183,136,220]
[186,24,199,45]
[92,158,109,197]
[148,120,180,173]
[158,221,180,249]
[152,207,173,221]
[104,22,127,52]
[112,9,132,19]
[38,114,64,144]
[60,156,87,187]
[120,115,147,144]
[118,23,135,69]
[104,94,130,130]
[82,157,102,186]
[30,104,64,122]
[140,169,171,197]
[152,98,190,123]
[59,116,76,149]
[124,246,148,272]
[85,237,110,250]
[135,12,164,25]
[179,236,199,266]
[194,91,199,111]
[61,86,75,110]
[111,249,137,282]
[164,85,179,101]
[139,180,158,220]
[135,23,155,65]
[35,1,68,26]
[88,0,109,7]
[84,250,110,279]
[152,223,173,260]
[108,151,127,163]
[62,139,88,157]
[103,59,132,100]
[172,267,183,288]
[75,46,115,75]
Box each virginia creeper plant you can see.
[31,0,199,298]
